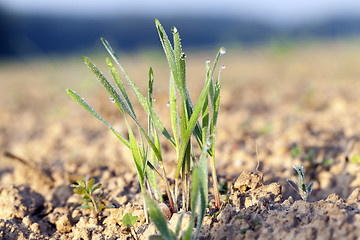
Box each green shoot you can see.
[287,165,314,201]
[123,213,139,239]
[71,178,115,214]
[123,213,138,228]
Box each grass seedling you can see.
[71,178,115,214]
[67,19,225,221]
[287,165,314,201]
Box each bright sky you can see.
[1,0,360,26]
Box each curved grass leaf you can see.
[169,76,179,151]
[175,70,212,178]
[66,89,130,148]
[102,38,176,147]
[106,57,136,117]
[82,57,163,163]
[127,118,145,188]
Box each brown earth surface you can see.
[1,40,360,239]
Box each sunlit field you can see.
[1,38,360,239]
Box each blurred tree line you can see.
[0,8,360,58]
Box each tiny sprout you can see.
[123,213,139,239]
[123,213,138,228]
[71,177,115,214]
[287,165,314,201]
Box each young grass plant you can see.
[66,19,225,221]
[287,165,314,201]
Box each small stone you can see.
[22,216,32,227]
[158,203,172,220]
[56,214,72,233]
[30,223,40,233]
[168,212,191,235]
[234,170,263,193]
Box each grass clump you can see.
[66,18,225,226]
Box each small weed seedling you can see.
[123,213,139,239]
[71,178,115,214]
[287,165,314,201]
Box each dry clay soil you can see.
[1,41,360,239]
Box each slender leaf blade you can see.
[102,38,175,147]
[106,57,136,116]
[66,89,130,148]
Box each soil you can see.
[1,41,360,239]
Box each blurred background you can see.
[1,0,360,204]
[1,0,360,57]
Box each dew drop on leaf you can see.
[220,48,226,55]
[171,26,178,34]
[109,96,115,103]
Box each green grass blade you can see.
[145,196,173,240]
[201,95,209,144]
[106,57,136,117]
[169,76,179,151]
[102,38,176,147]
[184,166,198,240]
[184,142,208,240]
[83,57,164,163]
[176,72,212,178]
[66,89,130,148]
[194,141,209,239]
[148,67,154,105]
[172,26,186,87]
[146,160,164,181]
[155,19,185,99]
[82,57,134,118]
[127,119,145,187]
[210,47,226,78]
[155,19,203,146]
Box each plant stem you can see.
[211,154,221,209]
[159,163,175,213]
[89,194,99,213]
[142,195,149,224]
